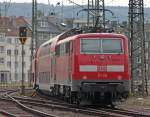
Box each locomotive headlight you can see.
[117,75,122,80]
[83,75,87,80]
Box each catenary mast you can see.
[128,0,148,95]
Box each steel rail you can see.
[86,106,150,117]
[13,96,150,117]
[0,110,18,117]
[2,94,150,117]
[5,94,59,117]
[9,96,129,117]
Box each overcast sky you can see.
[2,0,150,7]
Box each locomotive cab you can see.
[71,33,130,105]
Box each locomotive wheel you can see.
[110,101,116,108]
[50,87,55,96]
[110,93,116,108]
[69,93,73,104]
[69,96,74,104]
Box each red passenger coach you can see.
[33,29,130,106]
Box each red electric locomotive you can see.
[32,28,130,106]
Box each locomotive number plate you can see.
[97,66,107,72]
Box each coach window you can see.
[63,43,65,55]
[70,41,73,53]
[60,44,62,55]
[45,47,48,56]
[39,48,43,57]
[42,47,45,56]
[60,44,65,56]
[56,45,60,56]
[45,45,50,56]
[65,42,70,54]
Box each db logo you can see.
[97,66,107,71]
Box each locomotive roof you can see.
[39,27,127,49]
[40,32,127,48]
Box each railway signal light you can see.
[19,26,27,45]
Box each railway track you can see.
[0,89,18,95]
[3,95,150,117]
[0,110,17,117]
[1,89,150,117]
[87,106,150,117]
[0,96,102,117]
[37,92,150,117]
[0,89,58,117]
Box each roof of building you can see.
[0,16,32,37]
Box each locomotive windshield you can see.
[80,38,123,54]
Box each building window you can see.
[7,61,11,67]
[0,73,7,83]
[40,21,48,27]
[43,33,48,40]
[136,57,141,63]
[15,73,18,81]
[7,38,12,44]
[0,33,5,42]
[38,33,49,40]
[38,33,48,40]
[7,50,11,55]
[23,62,26,67]
[0,46,4,53]
[14,49,18,55]
[50,33,56,38]
[15,62,18,67]
[145,42,148,49]
[38,33,43,40]
[145,32,150,39]
[15,38,19,44]
[0,58,4,64]
[22,50,25,55]
[146,53,148,60]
